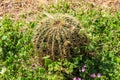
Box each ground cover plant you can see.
[0,1,120,80]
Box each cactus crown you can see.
[32,13,88,62]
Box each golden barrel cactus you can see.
[32,13,89,64]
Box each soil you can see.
[0,0,120,20]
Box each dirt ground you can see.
[0,0,120,20]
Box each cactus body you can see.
[32,13,88,64]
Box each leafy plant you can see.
[0,17,22,60]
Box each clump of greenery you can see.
[32,13,89,64]
[0,17,22,61]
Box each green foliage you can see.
[0,16,34,76]
[0,1,120,80]
[0,17,21,60]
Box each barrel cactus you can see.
[32,13,89,64]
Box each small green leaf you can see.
[2,36,7,40]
